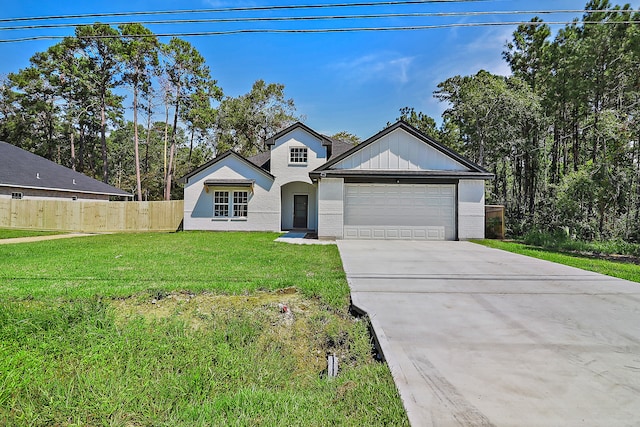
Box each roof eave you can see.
[0,183,132,197]
[309,170,494,180]
[178,150,275,184]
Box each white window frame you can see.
[289,147,308,164]
[11,192,23,200]
[213,190,249,218]
[214,191,229,217]
[233,191,248,218]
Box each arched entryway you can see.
[280,181,317,231]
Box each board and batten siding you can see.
[183,155,279,231]
[333,128,468,171]
[458,179,485,239]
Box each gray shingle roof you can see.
[0,141,131,197]
[246,150,271,169]
[327,137,355,159]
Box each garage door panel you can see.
[344,183,455,240]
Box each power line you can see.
[2,20,637,43]
[0,0,493,23]
[2,10,639,32]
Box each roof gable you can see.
[312,121,491,176]
[0,141,131,197]
[265,122,332,147]
[179,150,275,184]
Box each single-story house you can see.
[0,141,131,201]
[179,121,493,240]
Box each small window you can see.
[289,147,308,164]
[214,191,229,217]
[11,192,23,200]
[233,191,248,217]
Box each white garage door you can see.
[343,183,456,240]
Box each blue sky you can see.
[1,0,639,139]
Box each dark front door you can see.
[293,195,308,229]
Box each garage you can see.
[343,183,456,240]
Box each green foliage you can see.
[331,131,361,145]
[217,79,298,156]
[422,2,640,241]
[0,24,295,201]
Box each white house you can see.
[180,121,493,240]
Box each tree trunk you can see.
[133,81,142,201]
[144,96,152,174]
[165,87,180,201]
[70,125,76,171]
[100,90,109,183]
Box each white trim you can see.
[292,192,309,229]
[0,183,131,197]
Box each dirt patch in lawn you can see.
[110,288,366,376]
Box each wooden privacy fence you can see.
[0,199,184,233]
[485,205,505,239]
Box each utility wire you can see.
[0,0,494,23]
[1,10,639,32]
[2,20,638,43]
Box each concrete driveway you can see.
[337,240,640,427]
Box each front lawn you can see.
[0,228,62,239]
[474,239,640,283]
[0,232,408,426]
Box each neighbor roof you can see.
[310,121,494,180]
[0,141,131,197]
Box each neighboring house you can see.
[0,141,131,201]
[180,121,493,240]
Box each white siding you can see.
[270,127,326,231]
[270,128,327,186]
[317,178,344,239]
[183,156,279,231]
[458,179,485,240]
[333,128,468,171]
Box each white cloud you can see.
[332,52,416,85]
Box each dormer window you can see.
[290,147,308,164]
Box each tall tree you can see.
[161,38,220,200]
[217,79,297,156]
[120,23,159,200]
[75,23,124,183]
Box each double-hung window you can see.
[233,191,248,217]
[214,191,229,217]
[214,190,249,218]
[289,147,308,164]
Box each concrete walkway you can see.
[337,240,640,427]
[274,231,335,245]
[0,233,97,244]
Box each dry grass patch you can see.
[111,288,366,379]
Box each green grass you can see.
[0,229,62,239]
[0,231,348,308]
[0,232,409,426]
[474,239,640,283]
